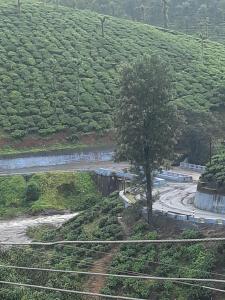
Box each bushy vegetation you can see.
[201,152,225,187]
[0,194,124,299]
[1,194,224,299]
[103,225,224,299]
[1,2,225,141]
[0,172,98,217]
[59,0,225,43]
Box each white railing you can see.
[180,162,206,173]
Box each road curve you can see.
[153,182,225,221]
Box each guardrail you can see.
[180,162,206,173]
[119,190,225,226]
[157,171,193,183]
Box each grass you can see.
[0,172,99,218]
[0,1,225,141]
[0,141,110,158]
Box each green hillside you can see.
[1,2,225,139]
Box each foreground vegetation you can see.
[0,172,98,218]
[0,188,224,299]
[0,2,225,152]
[201,152,225,188]
[0,193,124,299]
[103,220,224,299]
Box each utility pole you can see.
[209,137,212,166]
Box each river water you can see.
[0,147,122,244]
[0,213,78,244]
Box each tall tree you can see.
[99,16,107,37]
[115,55,181,223]
[17,0,21,14]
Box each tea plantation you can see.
[1,2,225,138]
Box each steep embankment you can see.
[0,172,98,218]
[0,2,225,141]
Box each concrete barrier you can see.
[180,162,206,173]
[154,177,166,187]
[157,171,193,183]
[119,191,225,226]
[119,190,132,208]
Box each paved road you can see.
[153,182,225,221]
[0,161,129,176]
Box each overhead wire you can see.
[0,281,147,300]
[1,263,225,284]
[1,236,225,246]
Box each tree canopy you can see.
[115,55,181,222]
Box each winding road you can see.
[0,147,224,245]
[153,182,225,221]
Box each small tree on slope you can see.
[115,55,182,224]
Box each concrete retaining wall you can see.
[194,191,225,214]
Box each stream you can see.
[0,213,78,244]
[0,147,125,244]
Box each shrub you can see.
[25,182,40,202]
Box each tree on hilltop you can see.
[99,16,107,37]
[162,0,169,28]
[115,55,182,224]
[17,0,22,14]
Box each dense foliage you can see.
[0,193,124,299]
[0,172,97,217]
[59,0,225,43]
[103,224,224,300]
[0,194,224,299]
[1,2,225,144]
[201,152,225,187]
[115,55,181,222]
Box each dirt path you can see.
[86,246,119,294]
[86,217,129,294]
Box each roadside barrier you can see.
[180,162,206,173]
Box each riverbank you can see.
[0,172,99,219]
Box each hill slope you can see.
[1,2,225,139]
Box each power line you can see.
[54,244,225,279]
[14,243,225,288]
[2,237,225,246]
[174,280,225,294]
[1,264,225,285]
[0,280,146,300]
[79,244,225,278]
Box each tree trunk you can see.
[145,165,153,224]
[101,21,104,37]
[18,0,21,14]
